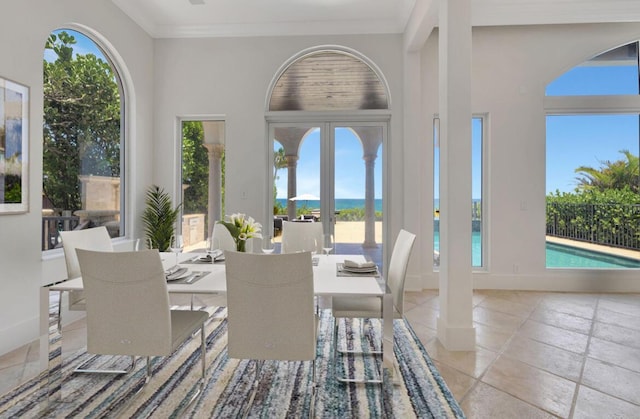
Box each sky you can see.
[274,127,383,200]
[545,63,639,195]
[44,29,106,63]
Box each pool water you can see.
[434,232,640,268]
[545,242,640,268]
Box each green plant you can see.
[142,185,181,251]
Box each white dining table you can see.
[40,252,394,402]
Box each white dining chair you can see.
[76,249,209,385]
[331,229,416,383]
[212,221,253,252]
[225,251,317,418]
[60,226,113,311]
[280,220,323,254]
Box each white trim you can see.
[544,95,640,114]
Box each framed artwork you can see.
[0,77,29,214]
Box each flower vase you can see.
[236,240,246,252]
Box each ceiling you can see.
[110,0,640,39]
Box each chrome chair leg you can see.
[333,318,383,384]
[74,355,137,375]
[242,359,264,419]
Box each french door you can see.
[268,121,386,266]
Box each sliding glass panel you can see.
[333,125,384,267]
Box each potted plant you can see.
[141,185,181,251]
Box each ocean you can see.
[276,198,383,212]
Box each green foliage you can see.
[546,188,640,249]
[274,200,286,215]
[142,185,181,252]
[43,31,121,211]
[575,150,639,194]
[4,175,22,203]
[182,121,209,214]
[336,207,383,221]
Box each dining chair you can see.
[331,229,416,383]
[60,226,113,311]
[225,251,317,418]
[280,220,324,254]
[212,221,253,252]
[75,248,209,384]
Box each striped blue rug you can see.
[0,308,464,418]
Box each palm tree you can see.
[575,150,639,193]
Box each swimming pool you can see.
[546,242,640,268]
[434,232,640,268]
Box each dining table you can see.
[40,252,394,402]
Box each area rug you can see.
[0,307,465,418]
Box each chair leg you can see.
[309,358,317,419]
[242,359,263,419]
[337,319,382,355]
[74,355,137,375]
[145,356,152,383]
[201,323,206,383]
[333,318,383,384]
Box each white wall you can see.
[152,34,405,246]
[417,23,640,291]
[0,0,154,356]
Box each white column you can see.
[437,0,476,351]
[204,143,224,238]
[363,154,377,247]
[286,155,299,221]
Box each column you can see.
[437,0,476,350]
[363,154,377,247]
[204,143,224,238]
[286,155,299,221]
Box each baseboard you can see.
[421,272,640,292]
[0,315,39,358]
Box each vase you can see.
[236,239,246,252]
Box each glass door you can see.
[269,121,386,266]
[328,124,384,267]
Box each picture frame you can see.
[0,77,29,214]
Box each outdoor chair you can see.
[332,229,416,383]
[75,249,209,385]
[225,251,317,418]
[60,226,113,311]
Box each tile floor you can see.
[2,290,640,418]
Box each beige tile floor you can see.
[2,290,640,418]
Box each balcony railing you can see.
[42,215,82,250]
[546,202,640,251]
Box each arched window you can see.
[42,29,125,250]
[545,41,640,269]
[268,50,388,111]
